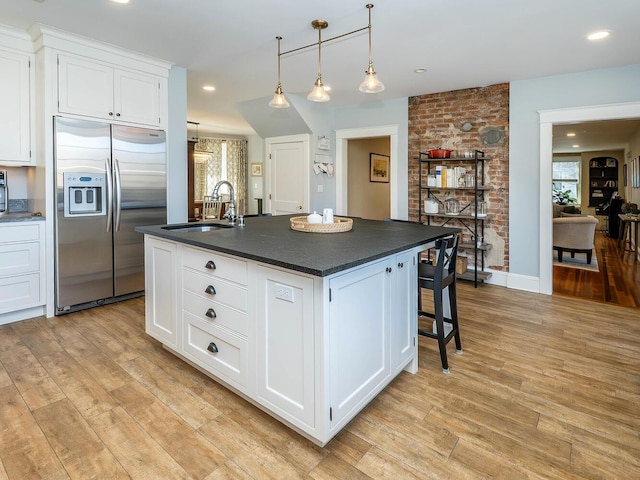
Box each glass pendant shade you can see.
[269,85,289,108]
[308,79,330,102]
[359,66,385,93]
[268,36,290,108]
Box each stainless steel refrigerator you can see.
[54,116,166,314]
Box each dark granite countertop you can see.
[136,215,459,277]
[0,212,45,223]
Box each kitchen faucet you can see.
[211,180,236,225]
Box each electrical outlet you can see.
[317,185,323,193]
[274,283,294,303]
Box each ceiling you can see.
[2,0,640,137]
[553,119,640,154]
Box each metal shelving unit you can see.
[418,150,492,286]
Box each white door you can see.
[266,135,309,215]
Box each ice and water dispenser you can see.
[63,173,106,217]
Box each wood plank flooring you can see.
[553,231,640,307]
[1,285,639,479]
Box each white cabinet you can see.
[144,236,178,348]
[0,222,44,317]
[0,47,32,164]
[142,235,422,445]
[179,245,249,391]
[390,250,417,373]
[58,54,162,127]
[255,265,316,430]
[328,258,391,427]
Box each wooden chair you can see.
[202,196,223,220]
[418,234,462,374]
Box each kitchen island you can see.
[136,215,458,445]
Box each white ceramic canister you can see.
[322,208,334,224]
[307,211,322,223]
[424,198,439,214]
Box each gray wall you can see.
[509,64,640,277]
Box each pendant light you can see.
[359,4,385,93]
[307,20,330,103]
[269,36,290,108]
[268,4,384,108]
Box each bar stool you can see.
[418,234,462,374]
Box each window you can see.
[552,156,580,204]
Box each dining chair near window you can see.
[202,196,224,220]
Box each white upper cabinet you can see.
[0,47,33,164]
[58,54,162,127]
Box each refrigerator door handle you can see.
[114,158,122,232]
[105,157,113,232]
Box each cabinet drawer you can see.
[181,246,247,286]
[183,290,247,337]
[0,224,40,243]
[182,269,247,312]
[0,273,40,314]
[0,242,39,276]
[183,313,247,388]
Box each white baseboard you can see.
[0,306,45,326]
[483,269,543,294]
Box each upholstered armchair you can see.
[553,216,599,264]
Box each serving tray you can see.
[290,216,353,233]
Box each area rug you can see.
[553,250,599,272]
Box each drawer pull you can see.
[205,308,217,319]
[207,342,219,353]
[204,285,216,295]
[205,260,216,270]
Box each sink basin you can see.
[162,223,234,233]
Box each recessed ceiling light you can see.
[110,0,131,4]
[572,144,580,148]
[587,31,609,41]
[414,68,427,74]
[202,85,216,92]
[566,132,576,137]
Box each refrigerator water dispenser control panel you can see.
[63,173,106,217]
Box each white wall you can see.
[333,98,409,217]
[509,64,640,278]
[167,65,187,223]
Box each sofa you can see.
[553,215,599,264]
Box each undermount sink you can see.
[162,223,234,233]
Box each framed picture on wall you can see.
[250,163,263,177]
[370,153,390,183]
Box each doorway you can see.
[539,101,640,299]
[347,137,390,220]
[336,125,400,218]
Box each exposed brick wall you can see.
[408,84,509,271]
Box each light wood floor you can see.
[1,286,639,479]
[553,231,640,307]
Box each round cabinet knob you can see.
[205,260,216,270]
[205,308,217,319]
[108,112,114,116]
[206,342,218,353]
[398,262,404,268]
[204,285,216,295]
[115,113,121,117]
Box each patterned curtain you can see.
[226,139,247,212]
[194,138,247,212]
